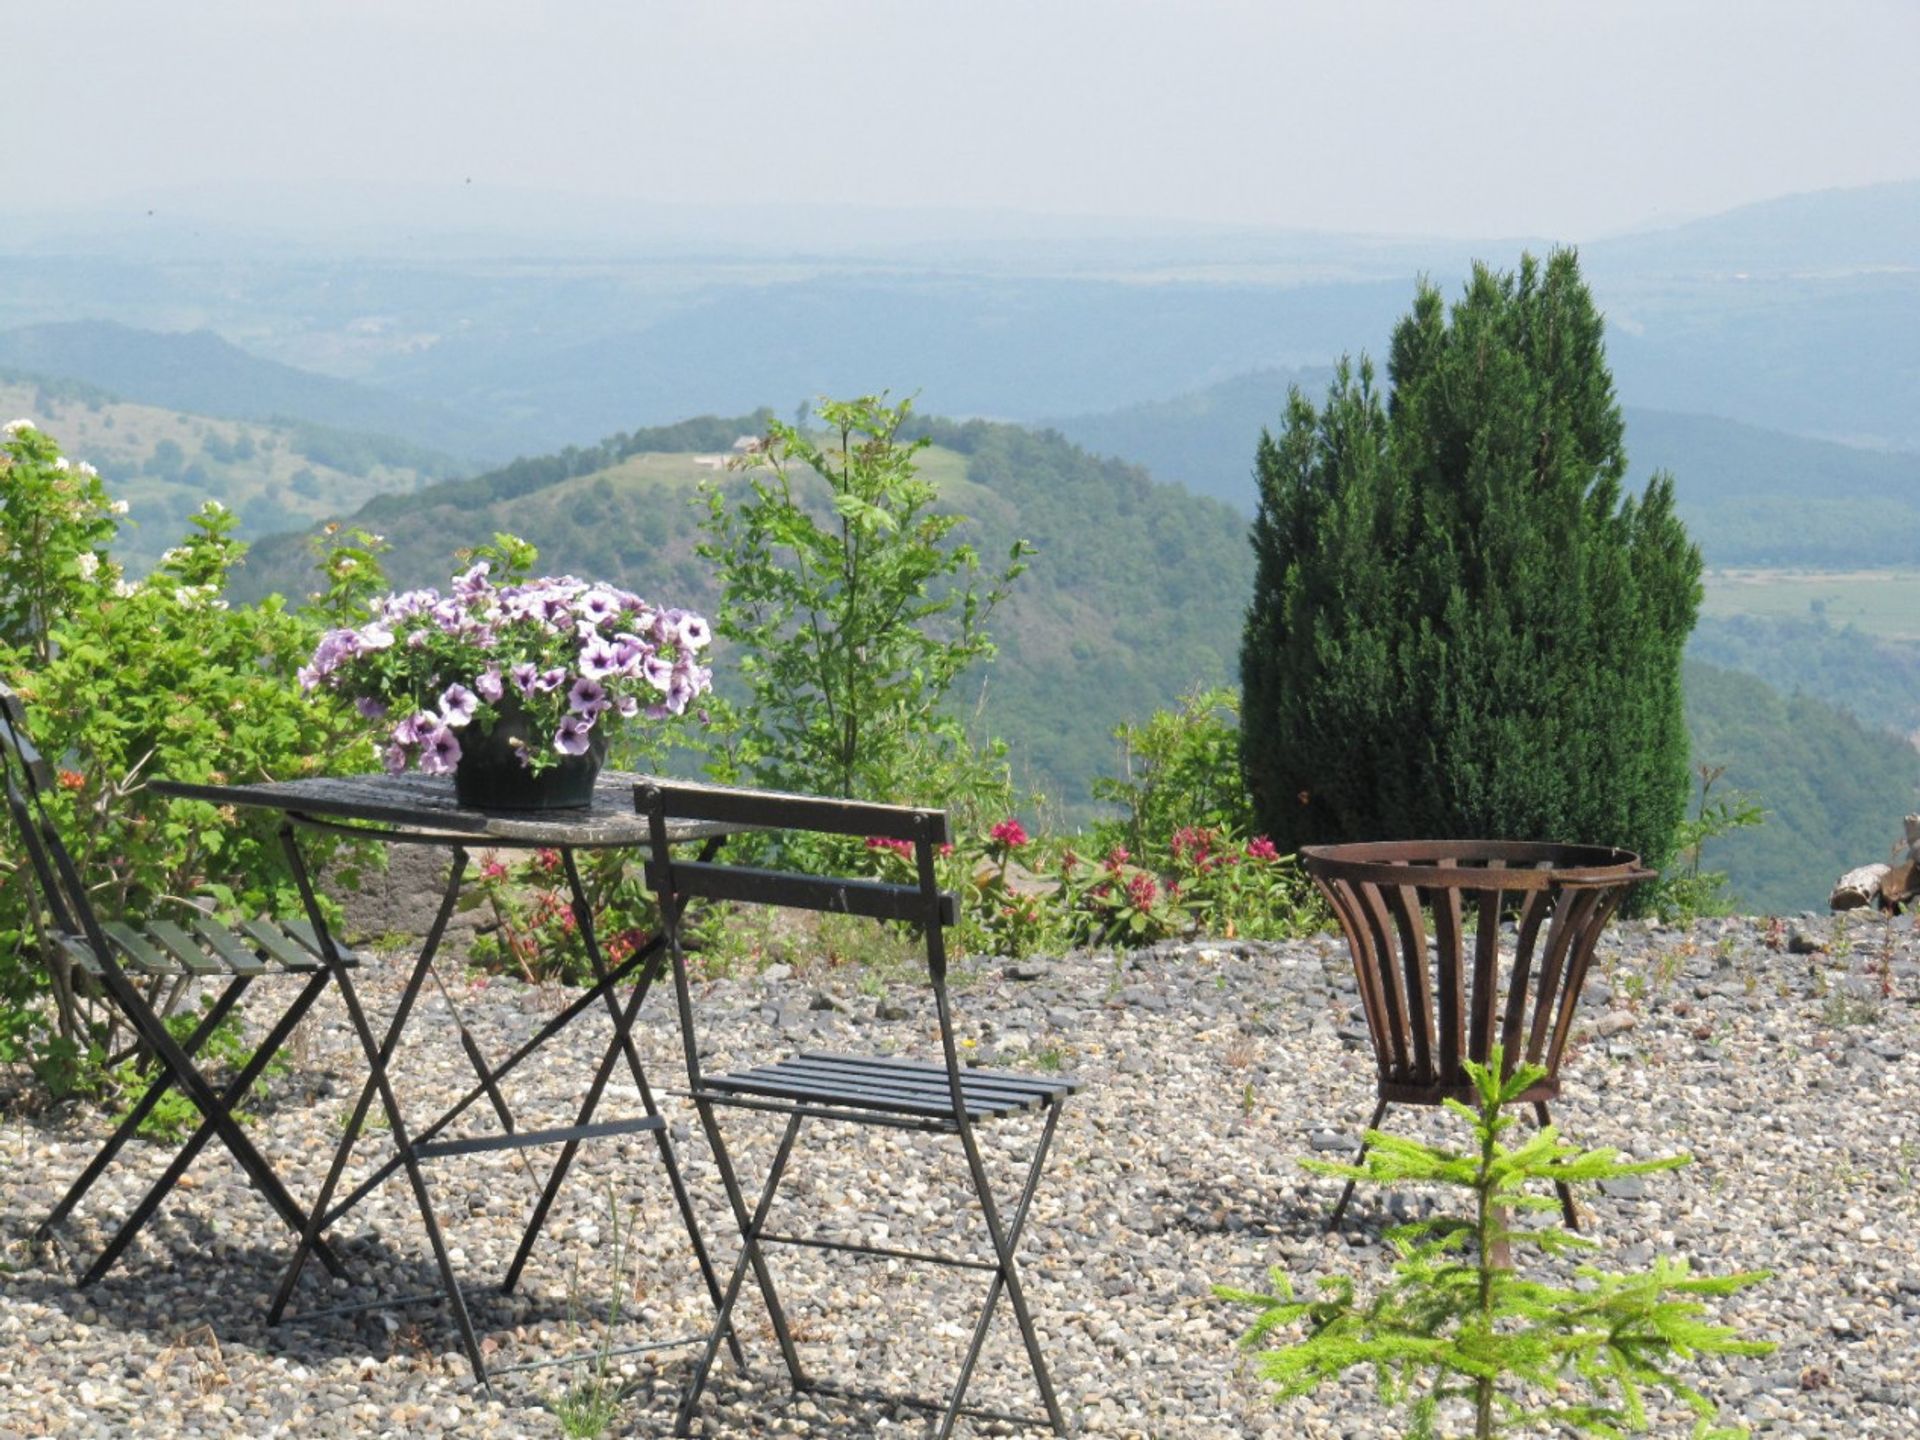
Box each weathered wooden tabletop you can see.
[151,771,732,848]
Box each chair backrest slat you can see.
[649,857,957,926]
[631,778,949,845]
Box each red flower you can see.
[1126,873,1159,909]
[1104,846,1130,871]
[57,770,86,792]
[865,835,913,857]
[989,818,1029,849]
[1246,835,1279,862]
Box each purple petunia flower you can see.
[474,666,504,703]
[390,711,435,747]
[674,612,711,651]
[356,623,395,651]
[419,724,462,775]
[297,664,321,693]
[554,714,595,755]
[533,667,566,694]
[453,561,491,597]
[568,676,607,716]
[382,742,410,775]
[440,684,478,727]
[642,653,674,692]
[578,589,619,627]
[511,661,540,695]
[615,694,639,718]
[356,696,389,720]
[578,637,622,679]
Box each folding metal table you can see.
[151,770,743,1388]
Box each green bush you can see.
[1240,252,1702,878]
[0,421,373,1092]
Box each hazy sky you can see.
[8,0,1918,241]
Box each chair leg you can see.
[42,975,250,1240]
[1533,1100,1579,1230]
[939,1099,1070,1438]
[553,854,745,1368]
[675,1113,804,1438]
[78,968,331,1288]
[1327,1097,1391,1232]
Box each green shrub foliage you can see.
[1241,252,1702,872]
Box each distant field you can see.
[1702,568,1920,640]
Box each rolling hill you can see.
[0,371,464,574]
[234,411,1255,815]
[229,407,1920,915]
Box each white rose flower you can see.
[77,462,99,477]
[108,499,130,516]
[75,553,100,580]
[3,419,34,435]
[52,457,70,472]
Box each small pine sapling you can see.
[1219,1049,1772,1439]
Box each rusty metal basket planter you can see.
[1301,839,1653,1230]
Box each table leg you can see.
[270,835,488,1381]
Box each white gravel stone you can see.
[1,915,1916,1435]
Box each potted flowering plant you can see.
[300,537,712,809]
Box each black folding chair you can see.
[636,779,1080,1438]
[0,684,351,1286]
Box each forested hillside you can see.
[1684,659,1920,913]
[1690,615,1920,741]
[235,412,1254,812]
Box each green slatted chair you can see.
[636,779,1079,1438]
[0,684,353,1286]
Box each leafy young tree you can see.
[1241,251,1702,874]
[697,394,1028,803]
[1221,1049,1772,1439]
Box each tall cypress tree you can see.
[1240,251,1701,872]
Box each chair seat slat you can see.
[144,920,225,976]
[236,918,321,972]
[746,1060,1040,1113]
[55,934,105,978]
[700,1070,974,1119]
[190,920,269,976]
[796,1050,1081,1098]
[102,921,179,976]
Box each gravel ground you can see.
[2,911,1917,1438]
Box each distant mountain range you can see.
[1048,371,1920,569]
[4,179,1916,452]
[0,321,509,463]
